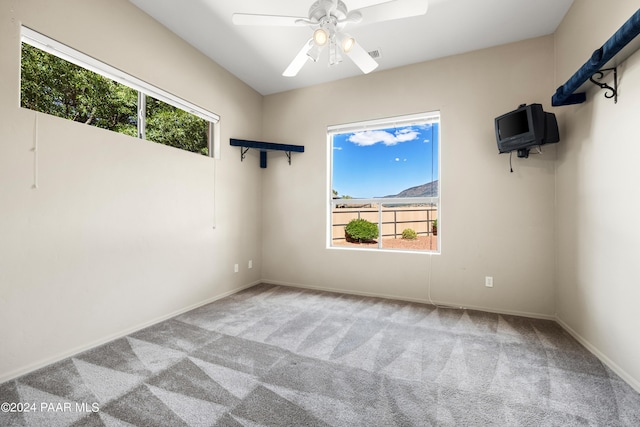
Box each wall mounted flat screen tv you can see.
[495,103,559,158]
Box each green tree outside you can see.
[20,43,208,155]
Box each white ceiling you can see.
[128,0,574,96]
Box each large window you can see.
[20,27,219,157]
[329,112,440,252]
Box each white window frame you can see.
[20,26,221,159]
[327,111,441,253]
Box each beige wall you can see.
[0,0,263,381]
[4,0,638,394]
[554,0,640,391]
[262,36,558,317]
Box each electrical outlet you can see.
[234,264,239,273]
[485,276,494,288]
[248,260,253,269]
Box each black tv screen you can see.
[494,103,558,157]
[497,110,529,139]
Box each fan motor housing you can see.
[309,0,348,22]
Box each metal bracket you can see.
[240,146,250,162]
[285,151,292,165]
[589,67,618,103]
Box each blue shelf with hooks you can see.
[230,138,304,168]
[552,8,640,106]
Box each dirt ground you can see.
[333,235,438,251]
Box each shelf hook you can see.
[240,146,250,162]
[589,67,617,103]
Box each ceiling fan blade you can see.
[232,13,308,27]
[346,41,379,74]
[355,0,429,25]
[283,39,314,77]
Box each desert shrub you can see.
[402,228,417,240]
[345,218,379,243]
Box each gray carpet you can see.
[2,283,640,426]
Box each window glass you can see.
[19,28,218,158]
[146,96,209,155]
[21,44,138,136]
[329,113,440,252]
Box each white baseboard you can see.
[261,279,556,321]
[556,316,640,394]
[0,280,261,384]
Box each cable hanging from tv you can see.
[509,146,544,173]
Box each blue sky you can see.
[332,123,439,198]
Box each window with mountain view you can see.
[328,112,440,252]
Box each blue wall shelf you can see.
[230,138,304,168]
[552,8,640,107]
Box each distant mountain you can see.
[385,180,438,198]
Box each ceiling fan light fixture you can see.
[329,40,343,66]
[313,28,329,46]
[340,33,355,53]
[234,0,408,77]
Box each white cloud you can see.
[348,127,420,146]
[395,158,400,162]
[349,130,397,146]
[395,128,419,142]
[334,146,343,150]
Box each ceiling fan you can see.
[232,0,429,77]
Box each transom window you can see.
[328,112,440,252]
[20,26,220,158]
